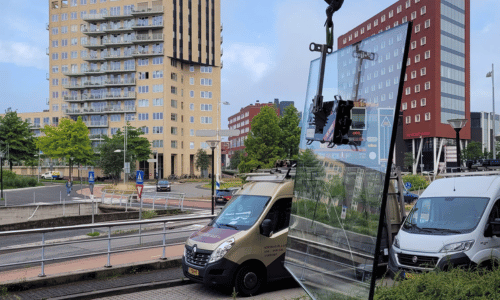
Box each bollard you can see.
[105,226,112,268]
[160,222,167,260]
[60,191,62,204]
[39,233,46,277]
[34,192,36,204]
[63,197,65,216]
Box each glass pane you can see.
[285,23,411,299]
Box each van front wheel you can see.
[234,265,263,297]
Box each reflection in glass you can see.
[285,23,410,299]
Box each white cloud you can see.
[224,43,273,82]
[0,41,48,70]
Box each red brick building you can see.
[227,101,278,157]
[338,0,470,172]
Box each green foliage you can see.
[229,149,244,170]
[195,148,210,173]
[38,117,94,167]
[142,210,158,219]
[462,141,486,162]
[238,158,264,173]
[86,232,100,237]
[278,105,301,159]
[1,171,39,188]
[375,265,500,300]
[403,152,414,172]
[294,149,326,199]
[0,111,37,170]
[402,174,429,191]
[96,123,151,178]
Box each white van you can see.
[182,173,293,296]
[389,175,500,278]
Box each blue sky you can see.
[0,0,498,129]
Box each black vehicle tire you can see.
[234,264,264,297]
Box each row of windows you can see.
[405,82,431,95]
[230,119,250,129]
[441,49,465,68]
[441,81,465,97]
[405,112,431,124]
[137,99,164,107]
[441,65,465,83]
[441,18,465,39]
[402,98,427,110]
[229,111,250,124]
[441,96,465,112]
[441,2,465,24]
[441,34,465,54]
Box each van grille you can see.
[185,245,212,267]
[398,253,438,268]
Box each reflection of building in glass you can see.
[339,0,470,172]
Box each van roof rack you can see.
[243,160,296,182]
[440,170,500,178]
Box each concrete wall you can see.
[0,203,98,226]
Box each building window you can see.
[389,10,393,18]
[394,21,399,27]
[411,71,417,79]
[189,65,194,72]
[361,27,365,34]
[153,98,163,106]
[420,36,426,46]
[425,19,430,28]
[200,78,212,86]
[141,126,148,134]
[349,34,352,41]
[201,117,212,124]
[425,50,431,59]
[381,15,386,22]
[406,116,411,124]
[200,104,212,111]
[374,19,378,26]
[354,31,358,38]
[138,113,149,120]
[405,87,411,95]
[415,54,420,63]
[190,103,194,110]
[415,114,420,122]
[411,11,417,20]
[415,24,420,33]
[153,84,163,93]
[397,5,402,13]
[201,66,213,73]
[153,112,163,120]
[190,116,194,123]
[425,112,431,121]
[411,100,417,108]
[405,0,411,9]
[421,98,426,106]
[171,127,177,135]
[367,23,371,30]
[171,141,178,149]
[170,99,177,108]
[402,103,407,110]
[171,86,177,94]
[425,81,431,90]
[138,99,149,107]
[138,86,149,94]
[415,84,420,93]
[420,67,426,76]
[421,6,426,15]
[190,129,194,136]
[343,38,347,44]
[402,16,407,23]
[200,91,212,99]
[152,140,163,148]
[153,126,163,134]
[171,113,177,121]
[411,41,417,49]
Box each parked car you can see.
[403,187,419,204]
[41,171,63,180]
[156,180,171,192]
[215,187,239,204]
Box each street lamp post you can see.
[0,151,4,200]
[114,149,126,185]
[216,101,230,187]
[207,140,220,215]
[487,64,496,158]
[448,119,468,171]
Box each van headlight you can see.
[439,240,474,253]
[184,246,187,257]
[209,238,235,263]
[393,236,400,249]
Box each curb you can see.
[2,257,184,293]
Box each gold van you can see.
[182,173,294,296]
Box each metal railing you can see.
[101,190,186,211]
[0,215,214,277]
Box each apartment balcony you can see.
[131,6,164,16]
[82,14,106,22]
[65,108,82,115]
[132,49,164,57]
[84,68,106,75]
[104,78,136,87]
[63,71,87,77]
[89,134,105,140]
[103,11,134,20]
[81,41,106,49]
[63,82,106,90]
[104,66,136,73]
[221,23,223,32]
[131,22,164,30]
[30,123,41,129]
[82,28,105,36]
[104,26,135,34]
[103,38,134,46]
[64,95,84,102]
[221,36,223,44]
[103,52,134,60]
[103,92,136,100]
[64,94,106,102]
[132,33,164,43]
[83,55,105,62]
[85,121,108,128]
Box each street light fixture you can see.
[487,64,496,158]
[207,139,220,215]
[447,119,468,171]
[70,156,74,181]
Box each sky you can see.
[0,0,498,130]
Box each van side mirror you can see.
[261,219,273,237]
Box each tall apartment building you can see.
[42,0,221,179]
[470,112,500,154]
[338,0,470,172]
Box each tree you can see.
[462,141,484,162]
[278,105,301,159]
[229,150,244,170]
[403,152,414,173]
[38,117,94,179]
[195,149,210,177]
[0,111,37,170]
[242,106,283,169]
[96,123,152,181]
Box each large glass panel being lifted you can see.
[284,23,411,299]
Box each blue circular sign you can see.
[404,182,412,189]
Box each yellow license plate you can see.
[188,267,199,276]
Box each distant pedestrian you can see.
[66,179,73,196]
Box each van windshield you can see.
[402,197,489,235]
[209,195,271,231]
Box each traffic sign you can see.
[404,182,412,189]
[136,170,144,184]
[136,184,144,199]
[147,159,157,163]
[88,171,95,184]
